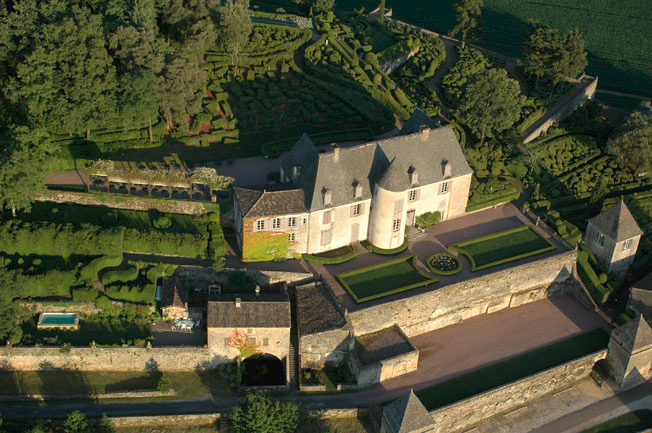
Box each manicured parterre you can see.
[448,225,556,271]
[336,254,437,303]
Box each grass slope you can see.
[416,329,609,411]
[337,0,652,97]
[581,410,652,433]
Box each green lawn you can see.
[0,370,230,401]
[448,225,556,271]
[416,329,609,411]
[20,202,205,235]
[582,410,652,433]
[336,255,437,303]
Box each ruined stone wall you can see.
[428,349,607,433]
[0,347,219,371]
[348,250,577,337]
[299,329,352,369]
[348,348,419,388]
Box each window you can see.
[392,218,401,232]
[441,182,450,194]
[352,203,361,216]
[289,233,295,242]
[395,200,403,214]
[256,220,265,231]
[302,217,307,227]
[324,189,332,206]
[597,232,605,247]
[321,229,331,245]
[224,338,229,347]
[263,338,269,346]
[246,337,256,345]
[623,238,632,250]
[408,189,418,202]
[288,216,296,228]
[354,183,363,199]
[272,218,281,229]
[323,210,332,225]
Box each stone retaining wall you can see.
[348,250,578,337]
[428,349,607,433]
[348,346,419,388]
[0,346,218,371]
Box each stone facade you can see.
[0,347,218,371]
[348,250,577,337]
[604,315,652,390]
[427,349,607,433]
[348,345,419,388]
[585,223,641,273]
[207,327,290,364]
[299,329,352,369]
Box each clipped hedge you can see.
[0,220,122,258]
[416,211,441,229]
[71,287,99,301]
[302,248,356,265]
[364,238,409,255]
[426,252,462,276]
[122,228,209,258]
[79,255,124,284]
[577,249,613,304]
[105,284,156,305]
[101,266,139,286]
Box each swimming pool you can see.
[37,313,79,329]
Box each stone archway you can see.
[241,353,285,386]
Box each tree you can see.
[63,411,89,433]
[521,22,557,89]
[607,107,652,175]
[457,68,525,145]
[231,393,300,433]
[313,0,335,15]
[156,52,205,131]
[378,0,385,24]
[157,373,172,393]
[219,0,252,66]
[450,0,484,49]
[0,126,55,214]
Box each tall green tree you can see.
[457,68,525,144]
[156,52,205,131]
[231,393,300,433]
[313,0,335,15]
[450,0,483,49]
[219,0,253,66]
[607,106,652,175]
[63,411,89,433]
[521,22,557,89]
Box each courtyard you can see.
[312,202,570,312]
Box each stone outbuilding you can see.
[628,271,652,318]
[296,281,352,369]
[206,283,291,369]
[604,314,652,390]
[381,389,435,433]
[584,199,643,273]
[160,277,190,319]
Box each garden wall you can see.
[348,345,419,388]
[524,76,599,143]
[40,190,214,215]
[427,349,607,433]
[299,329,352,369]
[347,250,578,337]
[0,347,219,371]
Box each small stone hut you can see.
[380,389,435,433]
[605,314,652,390]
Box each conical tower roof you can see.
[382,389,435,433]
[588,198,643,242]
[611,314,652,354]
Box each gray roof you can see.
[588,199,643,242]
[611,314,652,354]
[383,390,435,433]
[234,186,307,218]
[282,126,472,211]
[207,293,290,328]
[629,288,652,319]
[400,108,435,135]
[296,283,348,335]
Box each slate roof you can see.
[207,291,291,328]
[160,276,188,309]
[628,272,652,318]
[282,126,471,211]
[296,283,348,336]
[383,390,435,433]
[611,314,652,354]
[400,108,435,135]
[588,199,643,242]
[234,186,307,218]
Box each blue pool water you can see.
[40,313,77,325]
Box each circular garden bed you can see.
[427,252,462,276]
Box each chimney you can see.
[421,127,430,140]
[332,144,340,161]
[235,297,241,308]
[255,285,260,297]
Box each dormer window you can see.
[408,166,419,186]
[442,159,452,178]
[354,182,363,199]
[323,188,332,206]
[292,165,302,179]
[597,232,605,247]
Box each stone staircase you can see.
[406,225,427,242]
[219,413,230,432]
[288,288,300,391]
[573,263,600,311]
